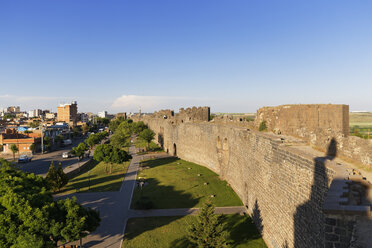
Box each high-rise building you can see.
[57,101,78,125]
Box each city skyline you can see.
[1,1,372,113]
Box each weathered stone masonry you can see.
[133,105,372,248]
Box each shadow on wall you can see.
[173,143,177,157]
[252,200,264,234]
[293,138,336,248]
[158,133,164,149]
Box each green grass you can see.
[134,139,162,151]
[349,113,372,139]
[131,157,243,209]
[123,215,267,248]
[59,159,130,195]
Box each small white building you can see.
[98,111,107,118]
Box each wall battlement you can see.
[132,104,372,248]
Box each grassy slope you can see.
[59,159,130,194]
[123,215,267,248]
[131,157,243,209]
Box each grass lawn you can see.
[59,159,130,195]
[123,215,267,248]
[131,157,242,209]
[134,139,162,152]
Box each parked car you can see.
[62,151,72,159]
[18,155,32,163]
[62,139,72,146]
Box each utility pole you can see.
[41,126,44,154]
[40,120,44,154]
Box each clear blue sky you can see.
[0,0,371,113]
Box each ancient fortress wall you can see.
[133,105,372,248]
[255,104,372,167]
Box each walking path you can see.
[64,146,244,248]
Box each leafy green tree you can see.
[29,120,41,128]
[0,158,12,168]
[109,117,126,133]
[71,143,88,160]
[10,144,18,161]
[86,134,99,150]
[82,124,90,135]
[29,143,35,154]
[132,121,147,134]
[55,135,64,147]
[3,113,15,120]
[0,144,3,152]
[188,202,230,248]
[43,136,52,150]
[93,144,131,173]
[72,126,82,137]
[46,162,69,192]
[97,117,110,126]
[0,165,100,247]
[85,132,108,150]
[139,128,155,150]
[110,128,131,149]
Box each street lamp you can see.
[88,170,91,190]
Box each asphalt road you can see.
[16,138,85,176]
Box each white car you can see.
[62,152,72,159]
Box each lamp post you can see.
[88,170,91,190]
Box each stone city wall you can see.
[255,104,372,168]
[132,105,372,248]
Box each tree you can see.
[132,121,147,134]
[82,124,90,135]
[46,162,68,192]
[29,120,41,128]
[85,134,99,150]
[29,143,35,154]
[0,165,100,247]
[110,128,131,149]
[187,202,230,248]
[43,136,52,150]
[71,143,88,160]
[72,126,81,137]
[0,144,3,152]
[93,144,131,174]
[55,135,64,147]
[139,128,155,150]
[0,158,12,168]
[109,117,126,133]
[97,117,110,126]
[3,113,15,120]
[10,144,18,161]
[86,132,108,150]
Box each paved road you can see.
[15,138,85,176]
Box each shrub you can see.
[259,121,267,132]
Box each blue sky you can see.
[0,0,371,113]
